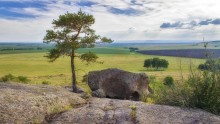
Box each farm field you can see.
[137,49,220,58]
[0,50,205,90]
[1,41,220,54]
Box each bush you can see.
[154,83,192,107]
[17,76,30,83]
[1,74,15,82]
[186,71,220,114]
[198,58,220,71]
[82,74,88,83]
[163,76,174,86]
[153,65,220,115]
[152,43,220,115]
[42,81,50,85]
[0,74,30,84]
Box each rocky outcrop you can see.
[0,83,86,124]
[51,98,220,124]
[88,68,150,100]
[1,83,220,124]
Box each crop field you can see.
[137,49,220,58]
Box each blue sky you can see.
[0,0,220,42]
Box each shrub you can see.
[82,74,88,83]
[153,82,191,107]
[1,74,15,82]
[130,104,137,122]
[198,58,220,71]
[0,74,30,84]
[163,76,174,86]
[42,81,50,85]
[17,76,30,83]
[153,43,220,115]
[186,71,220,114]
[153,64,220,115]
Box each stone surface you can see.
[51,98,220,124]
[88,68,150,100]
[0,83,86,124]
[1,83,220,124]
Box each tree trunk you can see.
[71,49,77,92]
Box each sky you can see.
[0,0,220,42]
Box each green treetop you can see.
[43,10,113,92]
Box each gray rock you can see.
[1,83,220,124]
[92,89,106,98]
[0,83,86,124]
[51,98,220,124]
[88,68,150,100]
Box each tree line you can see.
[144,58,169,70]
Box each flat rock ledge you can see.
[52,98,220,124]
[0,83,86,124]
[0,83,220,124]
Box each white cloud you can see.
[0,0,220,42]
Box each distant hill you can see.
[194,40,220,49]
[209,40,220,43]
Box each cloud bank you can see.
[0,0,220,42]
[161,19,220,29]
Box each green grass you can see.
[0,49,49,54]
[77,47,130,54]
[0,51,205,89]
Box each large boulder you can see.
[88,68,150,100]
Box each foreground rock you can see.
[88,68,150,100]
[1,83,220,124]
[0,83,86,124]
[51,98,220,124]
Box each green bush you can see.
[42,81,50,85]
[82,74,88,83]
[163,76,174,86]
[153,82,191,107]
[198,59,220,71]
[186,71,220,114]
[152,43,220,115]
[0,74,30,84]
[153,66,220,115]
[1,74,15,82]
[17,76,30,83]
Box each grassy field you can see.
[0,50,205,90]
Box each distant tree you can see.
[144,59,152,69]
[144,58,169,70]
[129,47,139,52]
[43,10,113,92]
[160,59,169,68]
[152,58,160,69]
[36,47,43,50]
